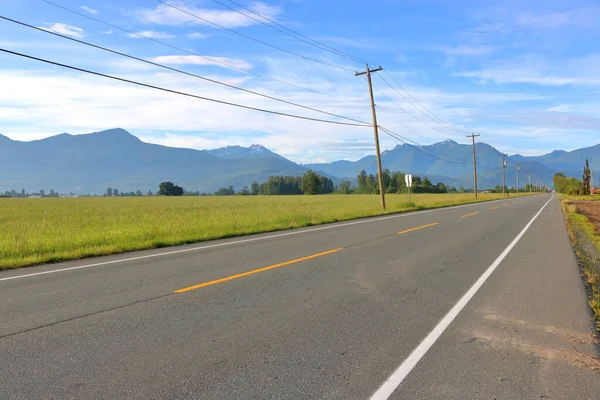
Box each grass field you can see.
[1,193,526,270]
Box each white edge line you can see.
[369,194,554,400]
[0,195,542,283]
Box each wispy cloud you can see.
[102,30,112,35]
[318,36,382,50]
[185,32,210,39]
[126,31,176,39]
[437,45,493,56]
[516,7,598,29]
[455,54,600,86]
[135,1,280,28]
[149,55,253,70]
[38,23,84,38]
[80,5,98,15]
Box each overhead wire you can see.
[40,0,368,105]
[0,47,371,127]
[378,126,470,165]
[1,15,370,125]
[212,0,373,65]
[382,70,470,134]
[375,74,466,137]
[362,76,462,159]
[154,0,356,72]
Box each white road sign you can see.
[405,174,413,187]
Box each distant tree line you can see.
[2,188,61,198]
[355,169,452,194]
[553,158,597,196]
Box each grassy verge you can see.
[1,193,531,270]
[561,197,600,328]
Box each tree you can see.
[357,170,367,189]
[250,181,260,195]
[136,190,143,196]
[301,170,321,195]
[49,189,57,197]
[566,177,583,195]
[337,180,352,194]
[39,189,45,197]
[215,186,235,196]
[106,187,113,197]
[583,158,591,195]
[237,186,250,196]
[158,181,184,196]
[382,169,391,191]
[113,188,119,196]
[146,190,153,196]
[20,188,25,197]
[553,173,567,193]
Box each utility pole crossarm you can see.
[355,66,383,77]
[356,64,386,210]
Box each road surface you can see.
[1,194,599,399]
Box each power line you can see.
[219,0,459,133]
[40,0,367,105]
[378,126,470,165]
[0,47,371,127]
[155,0,356,72]
[1,15,369,125]
[382,70,470,134]
[375,74,464,136]
[148,1,470,137]
[214,0,372,65]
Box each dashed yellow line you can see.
[462,212,479,218]
[175,248,343,293]
[489,206,499,210]
[398,222,439,235]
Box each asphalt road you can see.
[2,194,599,399]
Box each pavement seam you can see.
[0,293,175,341]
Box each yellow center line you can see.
[174,248,343,293]
[462,212,479,218]
[489,206,499,210]
[398,222,439,235]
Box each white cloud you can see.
[38,23,84,38]
[438,45,493,56]
[80,5,98,15]
[102,30,113,35]
[516,7,598,29]
[454,54,600,86]
[317,36,382,50]
[149,55,253,70]
[135,1,280,28]
[185,32,210,39]
[126,31,176,39]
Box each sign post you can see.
[405,174,413,202]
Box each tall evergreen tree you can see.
[583,158,591,195]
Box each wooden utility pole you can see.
[356,64,386,210]
[467,134,480,199]
[528,174,532,193]
[516,163,520,195]
[501,153,507,197]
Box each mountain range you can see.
[1,128,598,194]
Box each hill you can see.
[2,128,598,193]
[0,129,306,194]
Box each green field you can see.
[1,193,524,270]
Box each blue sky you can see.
[1,0,599,163]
